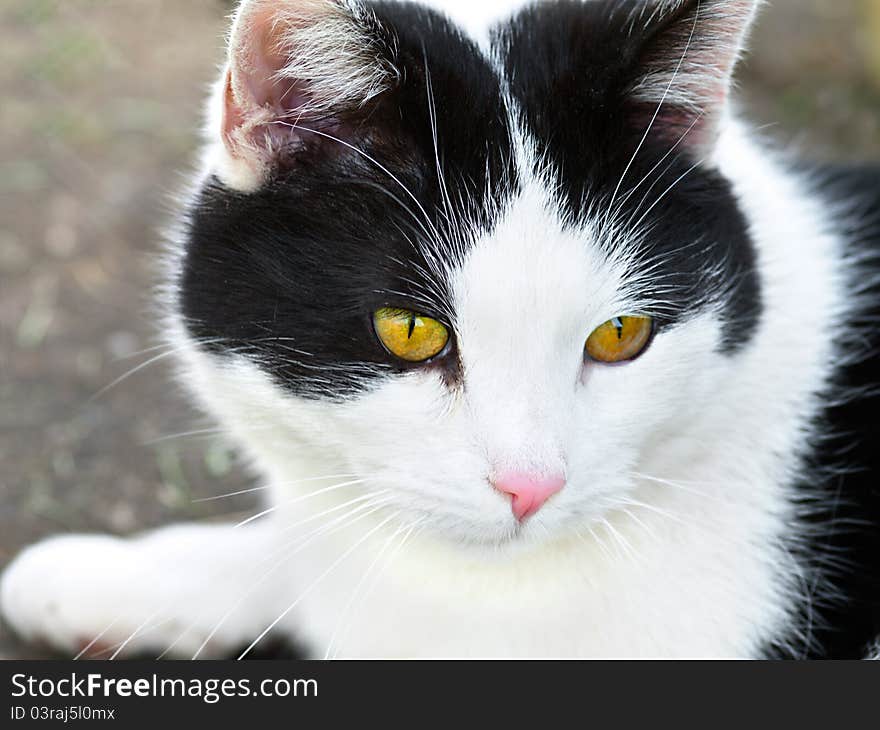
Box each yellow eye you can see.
[585,315,654,364]
[373,307,450,363]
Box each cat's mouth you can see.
[413,507,560,551]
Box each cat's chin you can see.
[415,513,572,555]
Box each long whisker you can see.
[271,489,388,534]
[583,526,614,562]
[604,0,700,227]
[323,516,424,659]
[237,511,402,660]
[90,338,226,400]
[615,111,705,214]
[192,474,360,504]
[271,120,443,246]
[185,496,394,660]
[102,496,393,660]
[628,158,704,232]
[329,523,423,660]
[104,486,375,659]
[628,471,719,501]
[598,517,638,562]
[233,478,367,528]
[329,520,425,661]
[424,50,455,226]
[145,428,233,446]
[621,508,660,543]
[112,337,217,361]
[74,618,121,660]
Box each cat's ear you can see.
[625,0,760,156]
[215,0,398,190]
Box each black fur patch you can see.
[765,166,880,659]
[496,0,762,352]
[180,2,516,397]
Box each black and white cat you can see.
[3,0,879,659]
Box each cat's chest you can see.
[280,497,798,658]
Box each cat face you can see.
[176,0,762,544]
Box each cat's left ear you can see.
[626,0,760,156]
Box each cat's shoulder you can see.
[786,161,880,659]
[809,163,880,245]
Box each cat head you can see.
[176,0,763,545]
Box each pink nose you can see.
[492,472,565,521]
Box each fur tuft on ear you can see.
[217,0,399,190]
[626,0,760,154]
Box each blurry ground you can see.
[1,0,879,659]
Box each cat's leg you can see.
[0,523,294,658]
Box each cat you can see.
[2,0,879,659]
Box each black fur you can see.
[766,166,880,659]
[497,0,762,352]
[180,0,762,403]
[181,2,517,397]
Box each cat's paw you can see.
[1,535,143,657]
[0,527,277,659]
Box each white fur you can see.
[0,0,857,658]
[0,526,281,657]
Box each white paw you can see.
[1,528,280,658]
[1,535,155,657]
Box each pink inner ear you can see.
[222,70,245,148]
[242,10,313,115]
[220,6,334,179]
[218,0,394,184]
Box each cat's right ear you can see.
[623,0,760,157]
[213,0,399,191]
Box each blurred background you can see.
[1,0,879,659]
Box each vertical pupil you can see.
[612,317,624,340]
[407,313,417,339]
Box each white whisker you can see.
[324,516,424,659]
[233,478,367,528]
[604,0,700,228]
[238,511,402,660]
[193,474,360,504]
[186,497,394,660]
